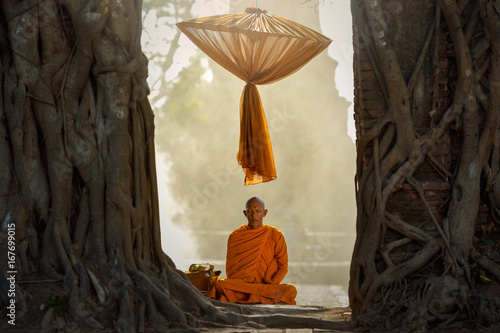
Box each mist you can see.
[142,0,356,304]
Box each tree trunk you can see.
[0,1,224,331]
[350,0,500,330]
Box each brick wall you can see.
[354,0,499,267]
[353,1,454,263]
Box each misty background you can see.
[141,0,356,304]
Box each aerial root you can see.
[38,223,105,330]
[116,289,134,333]
[104,266,207,332]
[39,281,103,331]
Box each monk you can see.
[207,197,297,304]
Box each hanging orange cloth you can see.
[206,224,297,304]
[177,8,332,185]
[237,83,276,184]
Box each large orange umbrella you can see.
[177,7,332,185]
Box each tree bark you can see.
[350,0,500,330]
[0,1,213,331]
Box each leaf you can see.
[480,274,492,283]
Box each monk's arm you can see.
[266,230,288,284]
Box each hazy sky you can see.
[142,0,354,267]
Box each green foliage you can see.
[481,236,497,247]
[155,52,209,150]
[44,294,68,315]
[165,54,207,125]
[143,0,195,17]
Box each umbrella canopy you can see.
[177,7,332,185]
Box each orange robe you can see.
[207,225,297,304]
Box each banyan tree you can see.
[0,0,221,330]
[350,0,500,330]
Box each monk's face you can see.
[243,199,268,229]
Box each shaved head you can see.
[244,197,267,229]
[245,197,265,210]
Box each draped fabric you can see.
[207,277,297,304]
[206,224,297,304]
[177,7,332,185]
[226,224,288,284]
[237,83,275,184]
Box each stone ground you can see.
[294,285,349,308]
